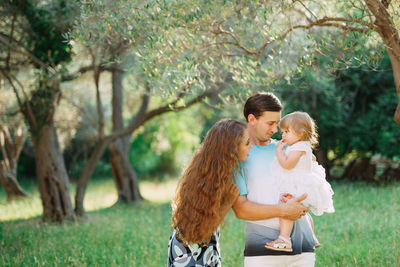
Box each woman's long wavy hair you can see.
[172,119,247,245]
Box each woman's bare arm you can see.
[232,194,308,221]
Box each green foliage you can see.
[1,179,400,266]
[62,106,112,179]
[278,51,400,162]
[129,108,201,178]
[2,0,80,135]
[18,0,78,67]
[335,57,400,159]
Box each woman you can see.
[168,119,252,266]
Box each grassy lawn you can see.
[1,178,399,266]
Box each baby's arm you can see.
[276,141,305,169]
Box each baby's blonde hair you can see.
[279,111,319,148]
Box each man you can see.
[232,93,315,266]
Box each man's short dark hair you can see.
[243,93,283,121]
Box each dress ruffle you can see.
[272,141,334,216]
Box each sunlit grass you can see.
[1,179,400,266]
[140,178,178,203]
[0,177,178,222]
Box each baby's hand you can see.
[277,140,287,151]
[280,193,294,203]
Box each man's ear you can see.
[248,114,256,123]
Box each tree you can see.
[278,50,400,179]
[0,88,29,201]
[176,1,398,124]
[0,125,29,201]
[0,0,78,221]
[70,0,238,214]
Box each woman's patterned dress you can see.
[167,229,220,266]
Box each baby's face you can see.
[281,127,302,145]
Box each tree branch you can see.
[211,16,372,58]
[0,33,56,74]
[111,88,214,141]
[6,11,18,71]
[89,48,105,140]
[0,69,37,130]
[61,64,122,82]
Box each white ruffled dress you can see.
[272,141,334,216]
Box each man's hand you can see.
[280,194,308,220]
[226,183,240,204]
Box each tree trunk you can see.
[110,64,142,202]
[74,139,109,216]
[365,0,400,125]
[32,124,75,222]
[0,126,29,201]
[0,171,28,201]
[386,51,400,125]
[315,148,331,179]
[110,138,142,202]
[341,157,376,181]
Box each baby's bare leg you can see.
[279,217,294,239]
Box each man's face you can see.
[248,111,281,143]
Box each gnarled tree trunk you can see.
[0,126,29,201]
[31,124,75,222]
[23,78,76,222]
[386,51,400,125]
[110,64,142,202]
[365,0,400,125]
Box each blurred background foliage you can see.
[1,0,399,191]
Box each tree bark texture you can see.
[110,139,142,202]
[365,0,400,125]
[110,64,142,202]
[0,126,29,201]
[19,78,76,222]
[32,124,75,222]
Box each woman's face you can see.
[238,130,252,161]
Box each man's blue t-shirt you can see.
[233,139,315,256]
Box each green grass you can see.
[1,179,399,266]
